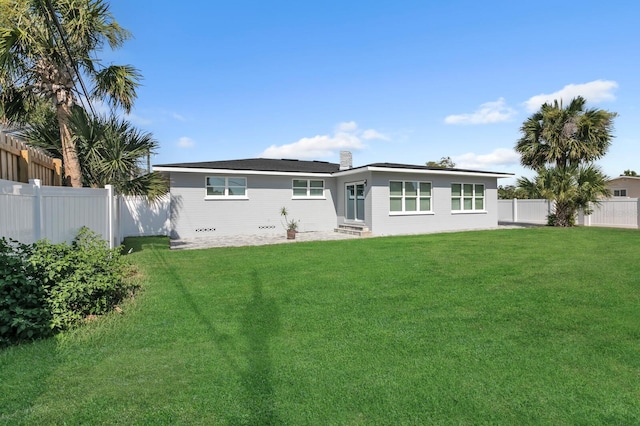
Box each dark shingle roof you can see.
[362,162,513,176]
[154,158,340,174]
[154,159,513,176]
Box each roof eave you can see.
[334,165,514,178]
[152,166,335,177]
[608,176,640,182]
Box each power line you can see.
[41,0,97,118]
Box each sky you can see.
[104,0,640,184]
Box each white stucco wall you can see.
[367,172,499,235]
[169,172,338,239]
[168,168,503,239]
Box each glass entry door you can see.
[346,182,365,221]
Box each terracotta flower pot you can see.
[287,229,296,239]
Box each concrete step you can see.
[334,224,372,237]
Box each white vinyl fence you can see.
[0,178,169,248]
[118,196,170,240]
[499,198,640,229]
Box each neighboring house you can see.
[607,176,640,198]
[153,152,513,240]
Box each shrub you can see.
[0,228,138,346]
[30,228,138,331]
[0,239,52,347]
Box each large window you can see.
[293,179,324,198]
[390,181,432,213]
[451,183,484,211]
[613,189,627,197]
[205,176,247,198]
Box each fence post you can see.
[106,184,114,249]
[637,199,640,229]
[118,195,124,245]
[52,159,62,186]
[512,198,518,223]
[29,179,42,242]
[19,150,30,183]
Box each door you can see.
[345,182,365,222]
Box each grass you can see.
[1,227,639,424]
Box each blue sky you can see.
[106,0,639,184]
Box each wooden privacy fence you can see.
[0,130,62,186]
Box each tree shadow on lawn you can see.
[152,249,281,424]
[122,236,169,253]
[240,271,281,425]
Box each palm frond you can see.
[119,172,169,201]
[92,64,141,113]
[20,108,62,158]
[516,96,616,172]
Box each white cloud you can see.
[172,113,186,122]
[177,136,195,148]
[361,129,390,141]
[445,98,516,125]
[336,121,358,132]
[524,80,618,112]
[453,148,520,170]
[261,121,388,159]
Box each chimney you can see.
[339,151,352,170]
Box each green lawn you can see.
[1,227,639,424]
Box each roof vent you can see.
[340,151,352,170]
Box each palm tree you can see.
[518,165,610,226]
[515,97,616,226]
[516,97,616,170]
[23,106,168,199]
[0,0,140,187]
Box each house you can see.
[606,176,640,198]
[153,152,513,240]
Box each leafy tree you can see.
[515,97,615,226]
[23,106,167,199]
[622,169,637,176]
[498,184,537,200]
[0,0,141,187]
[426,156,456,168]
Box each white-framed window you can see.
[389,181,432,213]
[292,179,324,198]
[613,189,627,197]
[205,176,247,198]
[451,183,484,211]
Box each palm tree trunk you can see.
[56,102,82,187]
[553,201,574,227]
[35,58,83,187]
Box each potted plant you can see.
[280,207,299,239]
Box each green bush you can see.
[33,228,138,331]
[0,228,138,347]
[0,239,52,347]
